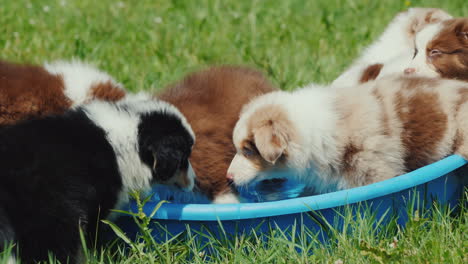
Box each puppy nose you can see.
[226,173,234,180]
[404,68,416,74]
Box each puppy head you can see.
[136,103,196,192]
[406,18,468,80]
[228,101,301,187]
[84,98,196,193]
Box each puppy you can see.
[405,18,468,80]
[332,8,452,86]
[228,75,468,194]
[158,66,277,203]
[0,97,195,263]
[0,60,126,125]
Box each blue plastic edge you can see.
[133,155,467,221]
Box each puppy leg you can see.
[16,210,85,264]
[342,137,405,187]
[343,152,404,188]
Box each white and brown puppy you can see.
[0,97,195,264]
[405,18,468,80]
[0,60,126,125]
[332,8,452,86]
[228,75,468,193]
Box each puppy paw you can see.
[213,191,240,204]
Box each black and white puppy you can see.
[0,96,195,264]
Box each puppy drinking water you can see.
[228,75,468,194]
[0,96,195,263]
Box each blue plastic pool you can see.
[116,155,467,241]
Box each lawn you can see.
[1,0,468,263]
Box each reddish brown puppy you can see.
[158,66,277,203]
[0,60,126,125]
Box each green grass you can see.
[1,0,468,263]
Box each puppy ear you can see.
[454,20,468,41]
[459,31,468,40]
[149,144,181,182]
[253,124,288,164]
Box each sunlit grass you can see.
[1,0,467,263]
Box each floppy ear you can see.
[455,20,468,42]
[253,124,288,164]
[148,144,181,182]
[459,31,468,41]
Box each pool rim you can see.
[130,155,466,221]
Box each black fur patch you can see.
[0,101,195,263]
[0,109,122,263]
[137,111,194,183]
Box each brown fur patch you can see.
[89,81,126,102]
[157,66,277,199]
[0,60,72,125]
[246,104,296,165]
[427,18,468,81]
[424,10,447,24]
[360,64,384,83]
[409,8,450,36]
[341,143,361,175]
[395,80,447,171]
[401,76,439,89]
[239,139,268,169]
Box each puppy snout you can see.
[404,68,416,74]
[226,172,234,180]
[173,165,195,192]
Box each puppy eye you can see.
[242,147,255,158]
[428,49,442,57]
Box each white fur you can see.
[83,98,195,202]
[44,60,124,106]
[186,162,196,191]
[231,85,345,193]
[231,75,468,194]
[406,23,444,77]
[227,154,261,186]
[332,8,451,87]
[83,101,153,195]
[213,192,241,204]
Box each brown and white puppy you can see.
[332,8,452,86]
[158,66,277,203]
[0,60,126,125]
[405,18,468,80]
[228,75,468,193]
